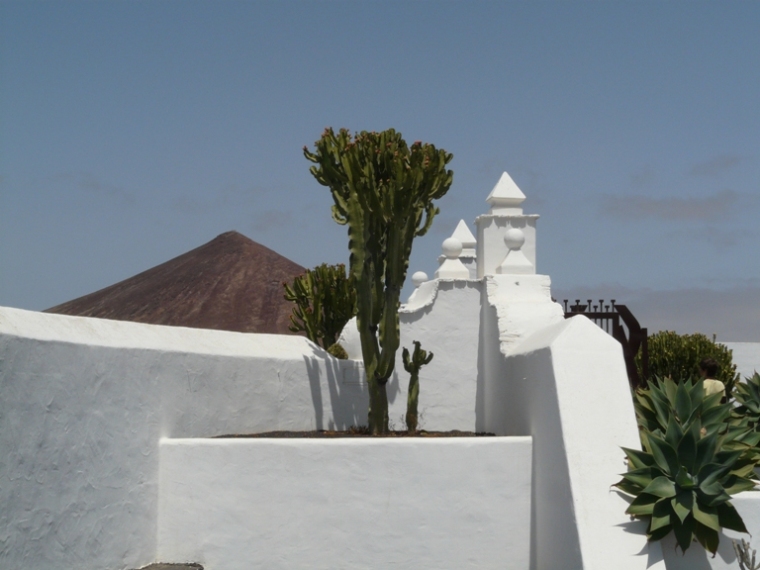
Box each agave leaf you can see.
[642,476,677,498]
[717,502,749,533]
[649,435,680,476]
[663,378,678,405]
[689,380,705,413]
[671,490,694,523]
[615,479,643,496]
[722,474,756,495]
[692,521,720,554]
[715,449,744,469]
[675,382,692,423]
[622,447,656,470]
[675,468,697,490]
[627,493,658,516]
[692,503,720,531]
[648,524,673,542]
[699,487,732,508]
[699,463,731,487]
[665,415,684,450]
[620,467,661,489]
[672,514,695,553]
[649,498,672,532]
[677,423,699,474]
[695,435,718,471]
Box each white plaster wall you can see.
[724,342,760,379]
[485,315,665,570]
[393,279,483,431]
[158,436,533,570]
[0,306,366,570]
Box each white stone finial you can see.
[497,227,534,275]
[451,220,476,250]
[441,237,463,259]
[435,237,470,279]
[486,172,526,214]
[411,271,428,288]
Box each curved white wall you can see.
[0,307,366,570]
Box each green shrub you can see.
[636,331,738,396]
[615,378,756,554]
[283,263,357,352]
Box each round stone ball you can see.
[441,237,463,258]
[411,271,428,288]
[504,228,525,250]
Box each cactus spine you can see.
[283,263,357,351]
[403,341,434,433]
[304,128,453,434]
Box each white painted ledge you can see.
[158,436,533,570]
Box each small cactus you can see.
[403,341,434,433]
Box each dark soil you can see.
[215,428,495,438]
[134,562,203,570]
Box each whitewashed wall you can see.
[0,306,366,570]
[158,436,533,570]
[485,314,666,570]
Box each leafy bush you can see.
[615,378,756,554]
[636,331,738,396]
[283,263,356,351]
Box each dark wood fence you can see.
[561,299,649,390]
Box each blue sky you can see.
[1,1,758,340]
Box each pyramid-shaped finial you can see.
[451,220,476,249]
[486,172,525,214]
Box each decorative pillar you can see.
[475,172,539,278]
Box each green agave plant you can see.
[616,378,756,554]
[734,373,760,431]
[729,373,760,469]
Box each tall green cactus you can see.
[283,263,357,351]
[403,341,434,433]
[304,128,453,434]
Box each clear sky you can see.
[1,1,758,340]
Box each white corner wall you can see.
[485,315,666,570]
[724,342,760,379]
[0,306,367,570]
[157,436,533,570]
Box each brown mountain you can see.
[45,231,305,335]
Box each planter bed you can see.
[158,435,532,570]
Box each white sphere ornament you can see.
[441,237,463,259]
[504,228,525,251]
[411,271,428,288]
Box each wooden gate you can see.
[561,299,649,390]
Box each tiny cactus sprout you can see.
[402,341,434,434]
[734,538,760,570]
[615,377,756,554]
